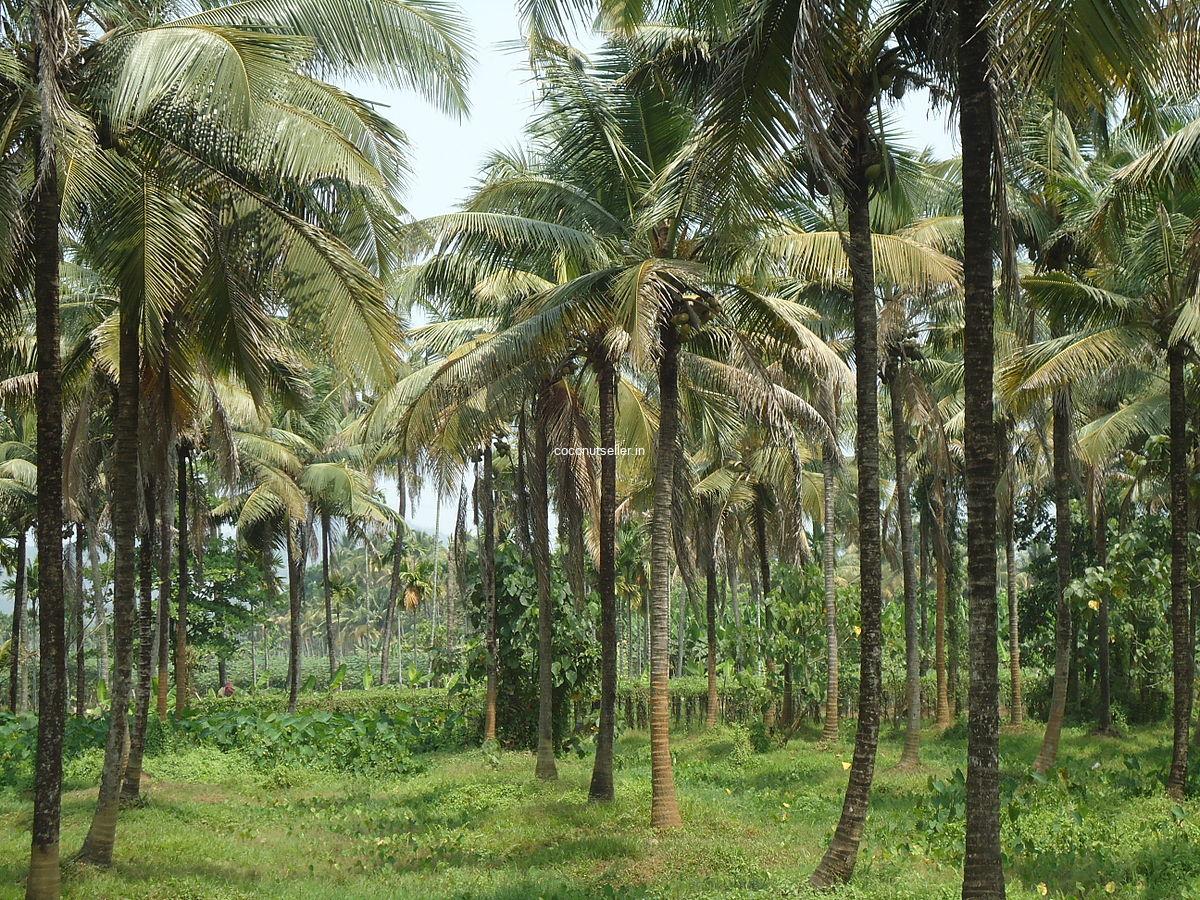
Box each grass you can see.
[1,721,1197,899]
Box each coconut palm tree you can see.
[0,0,469,884]
[1003,114,1200,793]
[652,0,967,875]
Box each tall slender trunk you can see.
[590,355,618,800]
[8,530,25,713]
[380,470,405,685]
[1067,616,1080,711]
[934,478,951,727]
[747,545,763,678]
[920,502,929,672]
[515,408,533,553]
[28,38,68,889]
[79,290,140,865]
[22,588,33,714]
[174,445,190,714]
[949,572,961,717]
[531,391,557,780]
[889,366,921,767]
[1034,391,1073,774]
[959,7,1005,884]
[755,491,775,728]
[643,584,650,679]
[286,525,304,713]
[482,444,498,742]
[649,331,683,827]
[811,163,882,888]
[427,500,439,682]
[87,523,108,686]
[704,541,719,728]
[1167,345,1193,797]
[74,525,85,717]
[675,561,688,676]
[626,595,635,678]
[321,511,336,681]
[123,477,157,800]
[155,363,174,721]
[822,445,840,741]
[1094,485,1111,733]
[448,482,467,660]
[566,491,586,614]
[726,538,743,672]
[1006,502,1022,726]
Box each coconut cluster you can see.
[669,290,720,342]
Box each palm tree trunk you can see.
[724,538,743,672]
[1006,503,1022,726]
[566,491,586,613]
[174,444,190,714]
[88,523,108,687]
[8,529,25,713]
[822,446,840,742]
[649,330,683,828]
[482,443,499,743]
[74,524,85,717]
[448,483,467,661]
[531,391,557,780]
[589,355,618,800]
[934,478,951,727]
[122,477,157,801]
[959,11,1005,884]
[28,31,68,887]
[1066,616,1080,711]
[704,547,719,728]
[1167,344,1193,797]
[380,469,405,685]
[754,491,776,728]
[1094,486,1111,733]
[920,502,929,673]
[155,363,174,721]
[889,366,921,767]
[626,596,635,679]
[515,407,533,553]
[79,291,140,865]
[811,163,883,888]
[22,589,33,714]
[1034,391,1073,774]
[286,526,304,713]
[949,575,961,718]
[321,511,337,682]
[747,545,762,673]
[675,559,688,677]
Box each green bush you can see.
[1,689,476,790]
[170,708,425,777]
[191,687,481,751]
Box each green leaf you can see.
[329,663,348,690]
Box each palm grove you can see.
[1,0,1199,897]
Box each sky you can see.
[362,0,958,535]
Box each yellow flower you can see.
[853,626,862,637]
[842,761,852,770]
[1037,884,1049,896]
[1088,599,1101,611]
[1105,883,1116,894]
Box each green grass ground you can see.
[2,722,1197,899]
